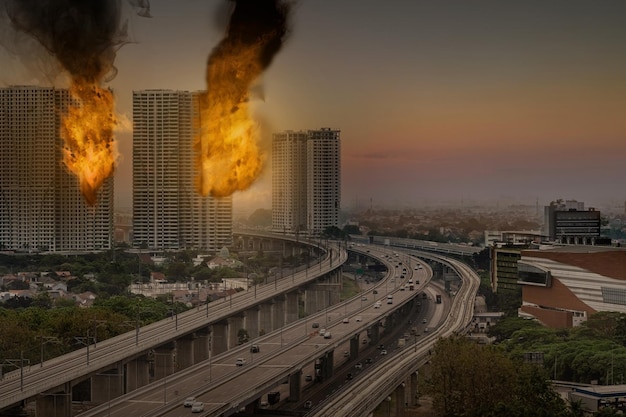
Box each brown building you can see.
[518,246,626,327]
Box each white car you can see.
[183,397,196,407]
[191,402,204,413]
[235,357,246,366]
[343,318,350,323]
[355,362,363,369]
[319,328,326,336]
[381,349,388,355]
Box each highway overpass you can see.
[0,234,346,416]
[76,245,448,417]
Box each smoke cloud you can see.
[1,0,149,84]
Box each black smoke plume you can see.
[208,0,291,84]
[1,0,150,84]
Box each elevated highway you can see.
[311,248,481,416]
[76,245,442,417]
[0,235,346,415]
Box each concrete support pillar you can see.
[319,350,334,381]
[273,296,285,330]
[177,337,195,370]
[212,322,229,355]
[245,307,260,338]
[37,385,72,417]
[410,372,419,406]
[288,370,302,402]
[91,368,124,403]
[259,302,273,335]
[350,335,360,358]
[125,356,150,392]
[228,315,245,348]
[393,383,406,417]
[285,291,299,324]
[369,322,380,343]
[150,346,176,380]
[304,287,325,315]
[194,329,211,363]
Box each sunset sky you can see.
[2,0,626,213]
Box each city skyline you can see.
[1,1,625,212]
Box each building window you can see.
[601,287,626,306]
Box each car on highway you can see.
[324,331,332,339]
[346,373,353,380]
[343,317,350,323]
[235,357,246,366]
[381,349,388,355]
[365,358,372,364]
[312,322,319,328]
[319,328,326,336]
[191,402,204,413]
[355,316,362,322]
[250,344,260,353]
[422,319,427,324]
[305,374,313,382]
[183,397,196,407]
[361,296,367,301]
[344,351,349,357]
[355,362,363,369]
[304,400,313,409]
[374,301,381,308]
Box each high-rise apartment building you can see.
[132,90,232,251]
[0,86,113,252]
[272,128,340,234]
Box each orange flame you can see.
[196,40,268,198]
[60,79,117,206]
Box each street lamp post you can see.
[74,329,95,365]
[90,320,106,348]
[40,336,60,367]
[2,351,30,391]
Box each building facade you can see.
[543,199,601,244]
[517,246,626,327]
[0,86,113,252]
[272,128,340,234]
[132,90,232,251]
